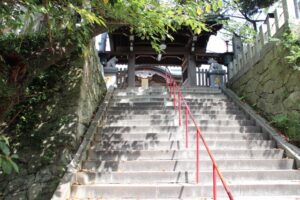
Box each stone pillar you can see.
[128,53,135,87]
[274,9,280,32]
[283,0,297,21]
[232,34,243,59]
[187,53,197,87]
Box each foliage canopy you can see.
[1,0,223,47]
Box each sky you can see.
[206,34,231,53]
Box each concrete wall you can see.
[0,39,107,200]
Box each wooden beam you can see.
[106,46,191,55]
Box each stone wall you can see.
[229,43,300,129]
[0,39,107,200]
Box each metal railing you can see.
[164,74,234,200]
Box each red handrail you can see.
[178,89,182,126]
[164,75,234,200]
[185,106,189,148]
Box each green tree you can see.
[222,0,276,31]
[0,0,224,77]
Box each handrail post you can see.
[213,165,217,200]
[196,129,200,184]
[169,78,172,93]
[167,77,170,92]
[165,68,168,89]
[173,81,176,110]
[185,105,189,148]
[178,90,181,126]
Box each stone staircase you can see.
[70,87,300,199]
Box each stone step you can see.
[100,125,261,134]
[75,170,300,185]
[114,86,219,92]
[112,95,228,100]
[184,98,231,102]
[105,114,248,121]
[215,196,300,200]
[114,90,223,97]
[95,132,266,141]
[70,196,300,200]
[91,140,275,151]
[114,87,166,92]
[112,97,167,102]
[182,93,227,99]
[112,90,225,98]
[82,159,294,172]
[104,119,254,127]
[70,87,300,200]
[114,92,169,97]
[181,90,222,94]
[109,103,240,110]
[112,98,233,103]
[87,149,284,161]
[106,110,244,115]
[114,90,167,95]
[107,106,240,112]
[181,87,221,92]
[112,95,169,99]
[182,103,237,108]
[108,106,241,112]
[71,182,300,199]
[113,91,223,97]
[110,101,237,107]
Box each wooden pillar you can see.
[187,53,197,87]
[128,53,135,87]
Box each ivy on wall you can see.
[272,30,300,71]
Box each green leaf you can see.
[0,136,9,145]
[195,28,202,34]
[205,4,211,13]
[39,6,48,14]
[7,158,19,173]
[212,3,218,12]
[0,141,10,156]
[11,154,19,159]
[196,7,203,15]
[218,0,223,8]
[2,159,12,174]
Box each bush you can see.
[271,114,300,142]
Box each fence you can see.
[228,0,300,80]
[196,68,228,87]
[116,67,228,88]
